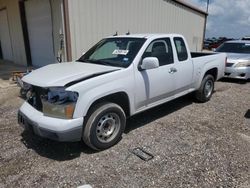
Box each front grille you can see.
[226,63,234,67]
[27,86,48,112]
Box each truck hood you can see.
[227,53,250,61]
[22,62,121,87]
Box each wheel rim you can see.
[96,113,121,143]
[204,79,213,98]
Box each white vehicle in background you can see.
[216,40,250,80]
[18,34,226,150]
[241,36,250,41]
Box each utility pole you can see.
[206,0,210,13]
[202,0,210,50]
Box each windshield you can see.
[216,42,250,54]
[77,37,146,68]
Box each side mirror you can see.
[140,57,159,70]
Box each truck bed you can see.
[191,52,216,58]
[191,52,226,83]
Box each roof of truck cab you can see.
[106,33,183,39]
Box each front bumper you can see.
[18,102,83,142]
[224,67,250,80]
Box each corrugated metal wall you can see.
[0,0,27,65]
[0,0,64,66]
[67,0,206,60]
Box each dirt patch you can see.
[0,79,250,187]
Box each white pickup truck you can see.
[18,34,226,150]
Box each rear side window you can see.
[174,37,188,61]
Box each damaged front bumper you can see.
[18,102,83,142]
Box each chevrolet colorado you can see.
[18,34,226,150]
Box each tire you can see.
[83,102,126,150]
[195,74,215,102]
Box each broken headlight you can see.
[41,87,78,119]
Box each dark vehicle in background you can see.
[203,37,234,50]
[203,40,212,49]
[216,40,250,80]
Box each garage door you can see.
[25,0,55,67]
[0,9,13,61]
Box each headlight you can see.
[41,87,78,119]
[235,61,250,67]
[22,82,31,90]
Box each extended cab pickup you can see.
[18,34,226,150]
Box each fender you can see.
[66,68,135,118]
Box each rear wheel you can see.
[83,102,126,150]
[195,74,215,102]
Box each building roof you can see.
[173,0,208,16]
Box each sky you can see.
[189,0,250,39]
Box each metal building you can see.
[0,0,207,67]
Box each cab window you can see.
[142,38,174,66]
[174,37,188,61]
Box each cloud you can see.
[189,0,250,38]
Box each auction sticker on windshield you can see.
[112,49,129,55]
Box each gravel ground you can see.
[0,78,249,188]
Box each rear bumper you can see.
[18,102,83,142]
[224,67,250,80]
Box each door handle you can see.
[169,67,177,74]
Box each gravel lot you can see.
[0,78,249,188]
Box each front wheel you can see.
[83,102,126,150]
[195,74,215,102]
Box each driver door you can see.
[134,38,176,111]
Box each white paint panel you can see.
[68,0,206,60]
[0,9,13,61]
[25,0,55,67]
